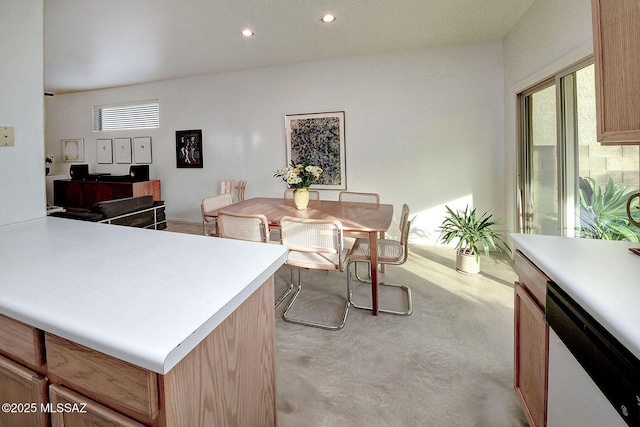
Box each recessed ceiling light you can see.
[320,14,336,23]
[240,29,254,37]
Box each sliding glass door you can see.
[518,59,640,241]
[520,81,559,235]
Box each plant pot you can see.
[456,251,480,275]
[293,188,309,210]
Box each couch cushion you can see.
[110,211,155,227]
[91,196,154,219]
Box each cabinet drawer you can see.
[0,314,45,372]
[45,333,159,423]
[514,251,549,309]
[50,384,145,427]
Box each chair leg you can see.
[274,268,295,308]
[203,219,218,237]
[353,260,371,283]
[347,261,412,316]
[281,267,350,331]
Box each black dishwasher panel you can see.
[547,281,640,427]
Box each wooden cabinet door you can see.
[49,384,144,427]
[54,181,84,209]
[592,0,640,144]
[0,354,48,427]
[514,282,548,427]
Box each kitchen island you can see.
[0,217,288,426]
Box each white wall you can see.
[502,0,594,235]
[0,0,45,226]
[46,40,505,244]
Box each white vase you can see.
[293,188,310,210]
[456,251,480,275]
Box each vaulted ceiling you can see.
[44,0,534,94]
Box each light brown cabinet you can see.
[592,0,640,144]
[0,355,49,427]
[514,251,549,427]
[49,384,144,427]
[45,334,159,424]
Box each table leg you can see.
[369,231,379,315]
[379,231,386,274]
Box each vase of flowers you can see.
[274,160,323,210]
[45,155,54,176]
[293,187,310,210]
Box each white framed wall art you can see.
[114,137,132,164]
[133,136,152,164]
[96,139,113,164]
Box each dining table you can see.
[210,197,394,315]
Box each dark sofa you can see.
[50,196,167,230]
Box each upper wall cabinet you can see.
[592,0,640,145]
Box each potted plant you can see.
[273,159,323,210]
[437,205,511,275]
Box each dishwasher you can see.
[546,281,640,427]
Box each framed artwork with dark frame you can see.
[175,129,203,168]
[285,111,346,190]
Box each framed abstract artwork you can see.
[285,111,346,190]
[175,129,203,168]
[61,139,85,162]
[96,139,113,164]
[133,136,152,164]
[114,137,132,164]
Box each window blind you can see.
[93,101,159,131]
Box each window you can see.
[93,101,159,131]
[518,59,640,241]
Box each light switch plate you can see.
[0,127,14,146]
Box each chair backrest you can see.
[284,189,320,200]
[399,204,411,246]
[280,216,344,270]
[201,193,234,216]
[236,180,248,201]
[338,191,379,204]
[218,211,269,243]
[220,180,235,195]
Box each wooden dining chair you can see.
[218,211,294,308]
[235,180,248,202]
[218,211,269,242]
[339,191,383,278]
[346,204,413,316]
[284,189,320,200]
[338,191,380,204]
[220,180,235,196]
[339,191,381,238]
[201,193,234,236]
[279,216,351,330]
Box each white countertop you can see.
[510,233,640,359]
[0,217,288,374]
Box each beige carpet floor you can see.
[167,221,529,426]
